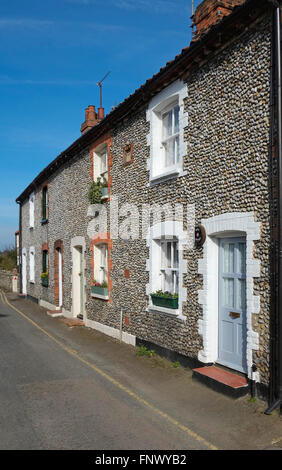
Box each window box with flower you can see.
[41,271,49,287]
[91,280,108,298]
[150,290,178,309]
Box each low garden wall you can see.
[0,269,18,292]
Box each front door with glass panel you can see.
[218,238,247,373]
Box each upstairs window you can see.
[94,144,108,185]
[42,185,48,222]
[29,192,35,229]
[146,79,188,183]
[162,104,180,169]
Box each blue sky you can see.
[0,0,201,250]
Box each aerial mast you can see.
[97,71,110,119]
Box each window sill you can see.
[147,304,179,316]
[91,293,109,301]
[149,168,187,186]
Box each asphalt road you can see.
[0,292,214,450]
[0,290,282,451]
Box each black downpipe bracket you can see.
[265,2,282,415]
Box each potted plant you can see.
[91,280,108,297]
[150,290,178,309]
[88,178,103,205]
[41,271,49,287]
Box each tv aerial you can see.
[97,71,111,109]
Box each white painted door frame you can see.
[71,237,86,319]
[22,248,27,295]
[58,248,63,307]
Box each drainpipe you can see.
[265,1,282,415]
[16,200,22,294]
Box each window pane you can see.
[161,242,166,269]
[173,242,179,268]
[164,139,175,167]
[223,277,234,307]
[223,243,234,273]
[237,279,246,310]
[164,271,173,292]
[174,106,180,133]
[167,242,172,268]
[42,187,47,220]
[237,243,246,274]
[43,251,48,273]
[101,150,107,174]
[175,136,180,163]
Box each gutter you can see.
[265,1,282,415]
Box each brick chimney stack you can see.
[192,0,245,41]
[80,105,100,135]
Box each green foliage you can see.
[93,279,108,288]
[136,345,155,358]
[88,178,103,204]
[172,361,180,368]
[153,290,178,299]
[40,272,48,279]
[0,246,17,271]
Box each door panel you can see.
[218,238,247,373]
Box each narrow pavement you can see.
[0,289,281,450]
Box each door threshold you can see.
[192,364,249,399]
[215,362,247,378]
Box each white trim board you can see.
[86,318,136,346]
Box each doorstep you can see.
[192,365,249,399]
[59,318,84,327]
[47,310,63,318]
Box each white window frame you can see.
[93,144,108,185]
[92,243,109,300]
[29,192,35,229]
[29,246,35,283]
[160,238,179,294]
[146,221,187,319]
[146,79,188,184]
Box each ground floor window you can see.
[94,244,108,285]
[160,238,179,294]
